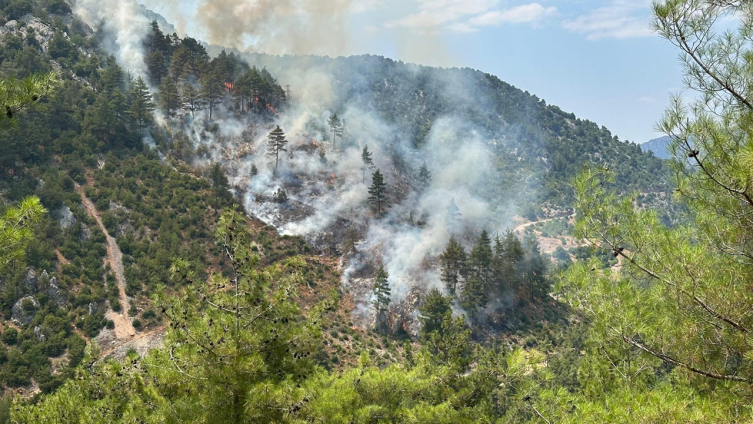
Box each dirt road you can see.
[75,185,136,340]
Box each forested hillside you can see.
[3,0,744,422]
[243,53,669,206]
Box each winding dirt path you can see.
[75,184,136,340]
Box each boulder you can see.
[58,204,77,230]
[11,296,39,326]
[46,276,66,307]
[34,325,45,341]
[23,268,39,292]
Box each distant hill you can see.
[641,136,671,159]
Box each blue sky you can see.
[143,0,684,143]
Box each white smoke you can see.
[72,0,151,78]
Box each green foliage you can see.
[367,169,386,215]
[266,125,288,172]
[372,265,390,315]
[0,72,57,126]
[0,197,46,271]
[418,288,450,336]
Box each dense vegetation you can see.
[5,0,748,422]
[247,53,670,207]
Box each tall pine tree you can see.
[368,169,387,215]
[373,265,391,331]
[158,75,180,117]
[129,76,154,129]
[266,126,288,173]
[440,237,467,296]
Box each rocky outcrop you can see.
[12,296,39,326]
[46,275,66,308]
[23,268,39,293]
[58,204,77,230]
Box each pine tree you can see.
[440,237,467,296]
[1,71,56,125]
[361,145,374,182]
[418,288,451,336]
[200,69,224,120]
[180,83,202,118]
[0,197,46,272]
[327,113,342,149]
[266,125,288,173]
[418,162,432,190]
[129,76,154,129]
[368,169,387,215]
[469,230,493,292]
[209,162,228,207]
[146,50,167,86]
[158,75,180,117]
[523,237,548,301]
[372,265,391,315]
[460,274,487,323]
[558,0,753,391]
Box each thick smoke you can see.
[72,0,150,77]
[72,3,527,330]
[173,56,521,330]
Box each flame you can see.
[311,140,318,147]
[266,104,278,115]
[223,82,233,91]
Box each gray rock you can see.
[34,325,45,341]
[109,201,129,213]
[80,223,92,241]
[11,296,39,326]
[58,204,76,230]
[23,268,39,292]
[46,276,66,308]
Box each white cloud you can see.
[386,1,556,33]
[469,3,557,27]
[562,0,653,40]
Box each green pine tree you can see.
[418,288,451,337]
[372,265,391,315]
[440,237,467,296]
[266,125,288,173]
[129,76,155,129]
[180,83,202,119]
[368,169,387,215]
[1,71,57,126]
[158,75,180,117]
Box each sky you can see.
[141,0,685,144]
